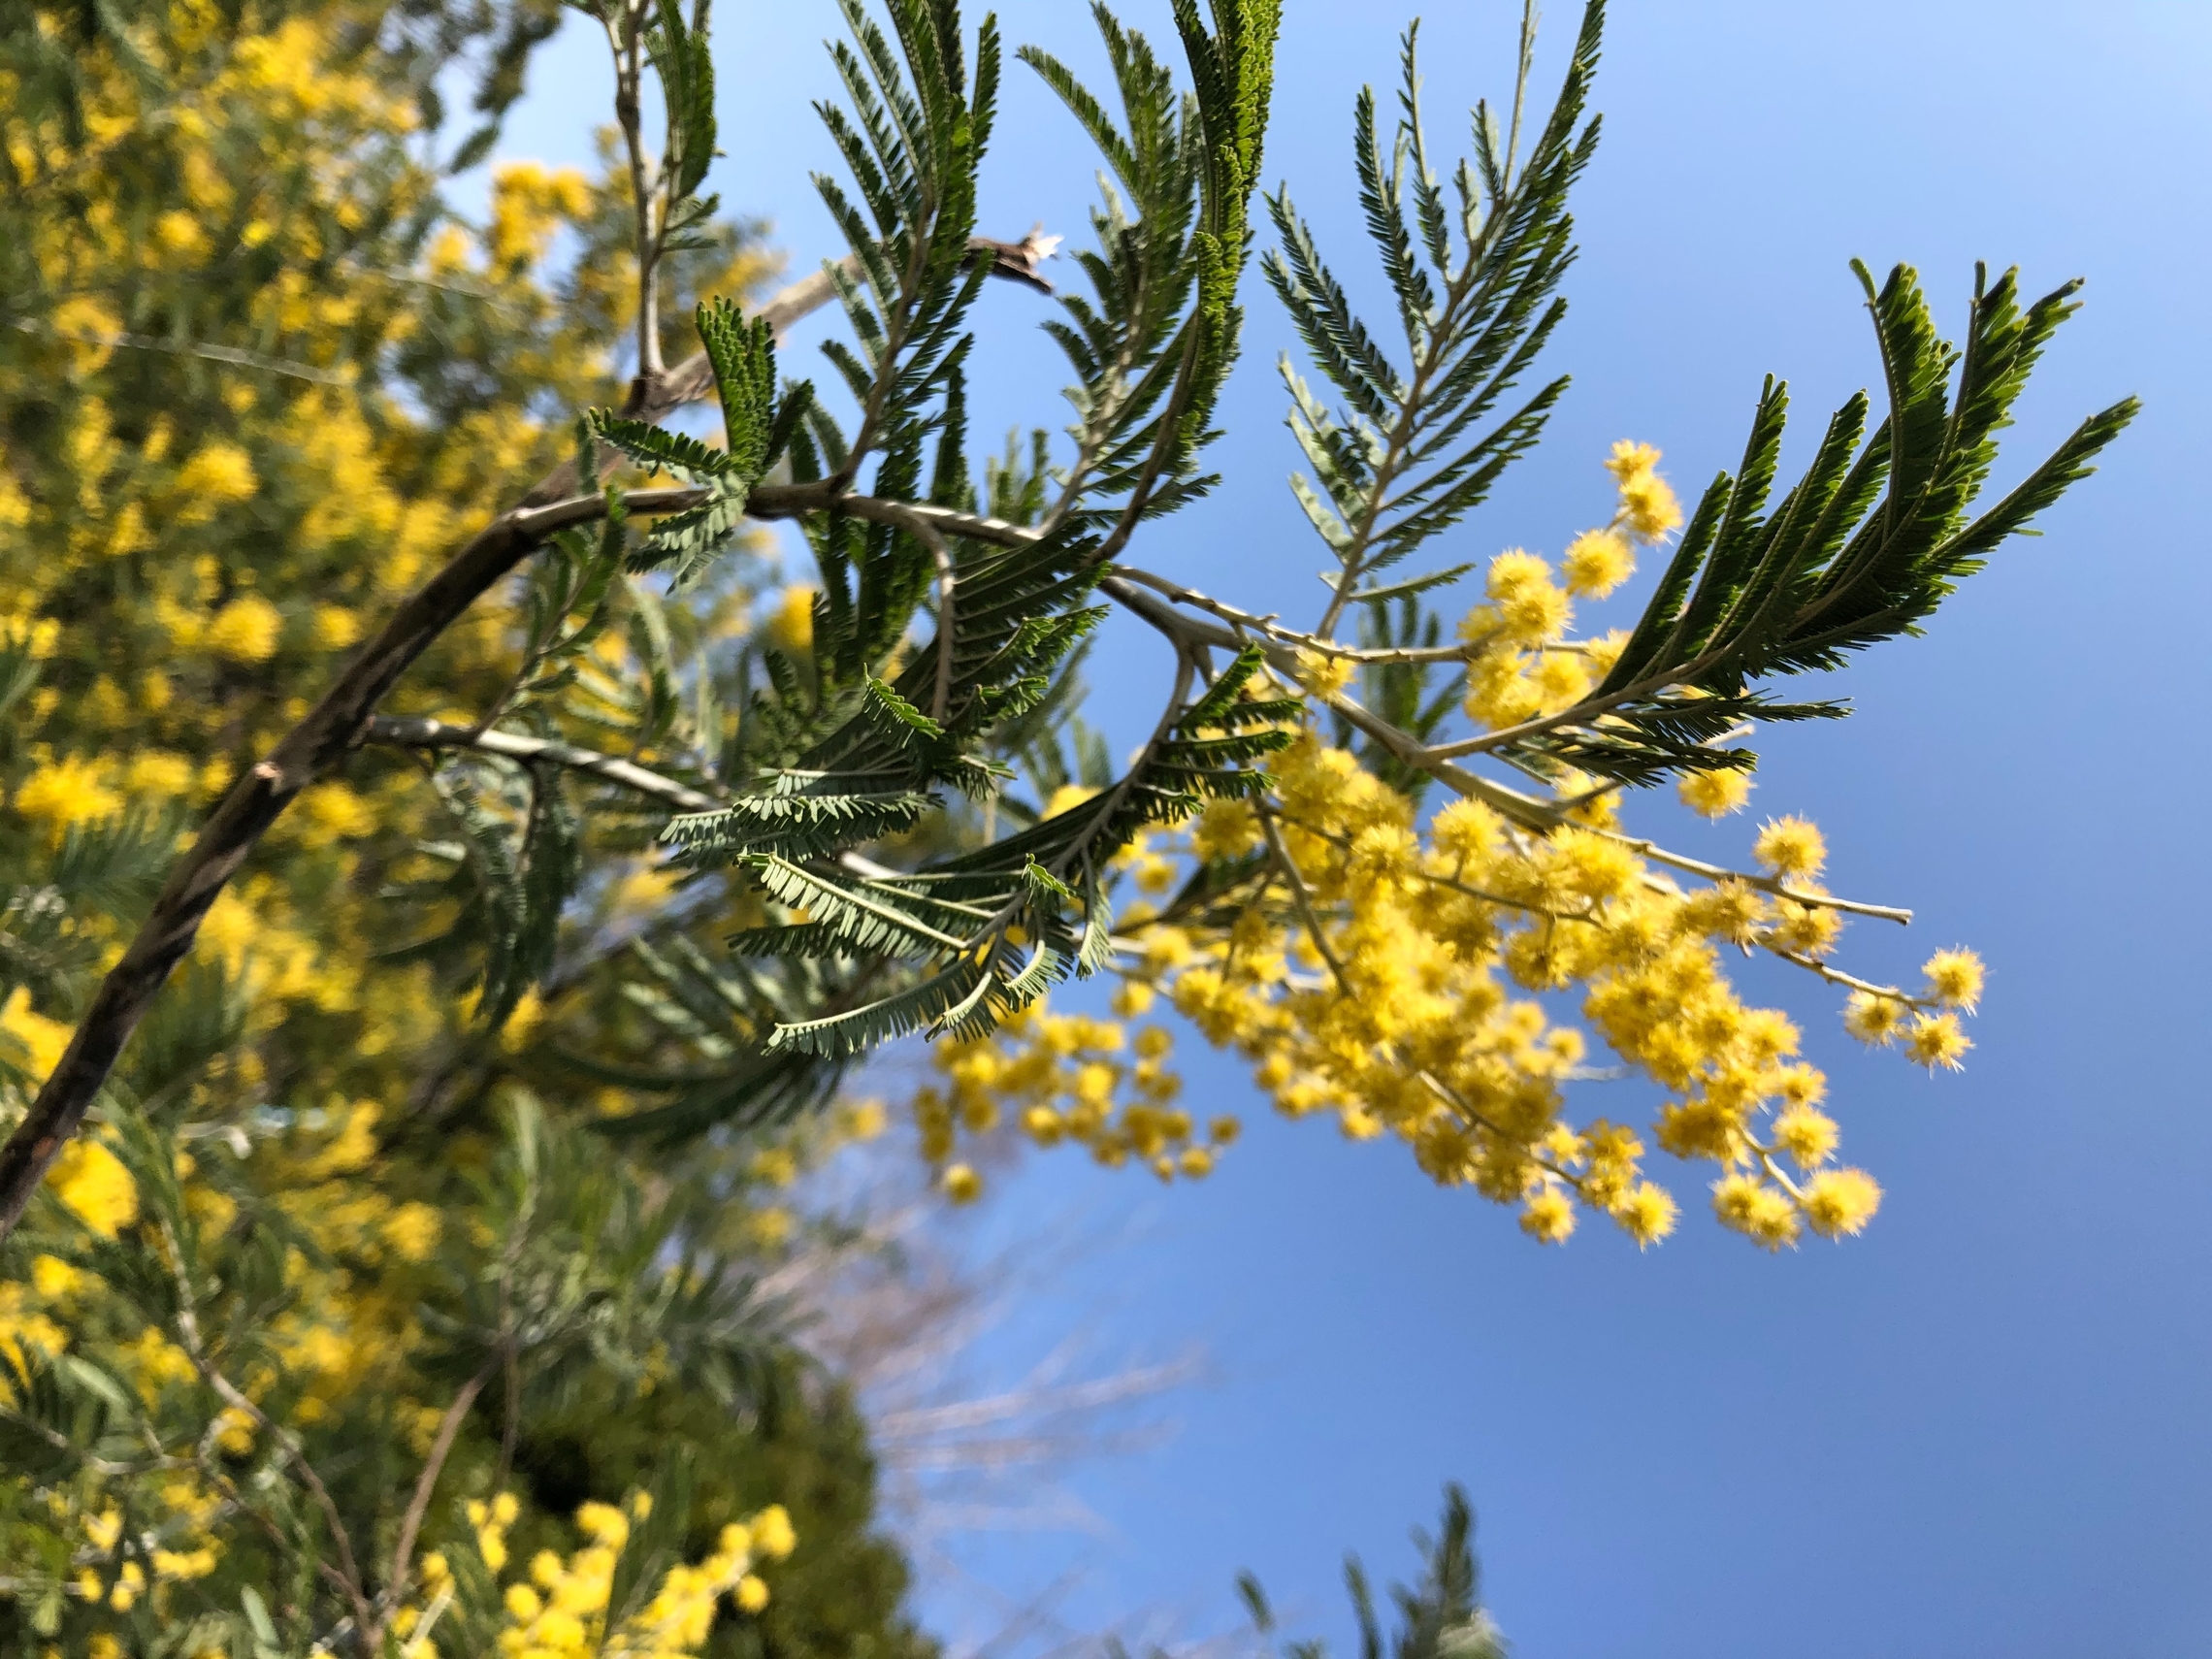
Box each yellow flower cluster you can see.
[905,445,1977,1249]
[1457,442,1680,733]
[1139,733,1976,1247]
[399,1493,794,1659]
[916,1000,1235,1201]
[0,4,825,1643]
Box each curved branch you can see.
[0,478,704,1238]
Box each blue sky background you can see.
[482,3,2212,1654]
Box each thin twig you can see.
[10,317,350,386]
[1601,831,1912,925]
[1255,804,1350,989]
[164,1220,374,1637]
[1768,947,1928,1006]
[1113,565,1497,665]
[375,1363,495,1649]
[367,717,722,812]
[911,516,960,725]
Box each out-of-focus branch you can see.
[367,716,722,813]
[9,316,349,386]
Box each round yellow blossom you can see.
[311,602,362,648]
[749,1146,799,1187]
[1772,1103,1839,1169]
[941,1163,983,1204]
[122,749,195,799]
[1904,1012,1972,1071]
[207,593,284,662]
[1480,549,1570,644]
[1191,797,1262,861]
[49,1139,140,1239]
[1843,990,1905,1046]
[1611,1182,1678,1248]
[1111,979,1155,1017]
[13,754,125,837]
[751,1504,797,1559]
[379,1201,441,1263]
[1801,1166,1882,1238]
[1677,766,1752,818]
[736,1574,770,1613]
[1711,1173,1800,1250]
[1518,1187,1576,1244]
[1920,948,1985,1012]
[2,985,75,1080]
[1293,648,1357,699]
[172,441,258,518]
[1751,815,1827,880]
[767,584,816,655]
[1043,781,1101,819]
[1560,527,1635,597]
[1605,439,1684,541]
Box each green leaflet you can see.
[728,647,1294,1061]
[1525,264,2139,786]
[587,300,796,588]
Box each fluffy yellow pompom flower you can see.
[1604,439,1683,541]
[171,441,258,518]
[1677,766,1752,818]
[1043,782,1100,819]
[1611,1182,1679,1248]
[941,1163,983,1204]
[1482,549,1570,644]
[1191,797,1261,861]
[48,1139,140,1239]
[379,1201,441,1263]
[1604,439,1661,481]
[1801,1167,1882,1239]
[1752,815,1827,880]
[1293,648,1357,699]
[1843,990,1905,1045]
[1772,1102,1839,1169]
[1,985,75,1079]
[1518,1187,1576,1244]
[767,585,816,656]
[1904,1012,1971,1071]
[311,603,361,648]
[1920,948,1985,1012]
[751,1504,797,1560]
[207,593,283,663]
[1711,1173,1800,1250]
[736,1575,770,1613]
[1430,797,1503,862]
[1560,527,1635,597]
[13,754,125,838]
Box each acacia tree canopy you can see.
[0,0,2129,1650]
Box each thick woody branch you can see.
[0,479,704,1235]
[0,228,1058,1241]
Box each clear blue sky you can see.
[488,3,2212,1653]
